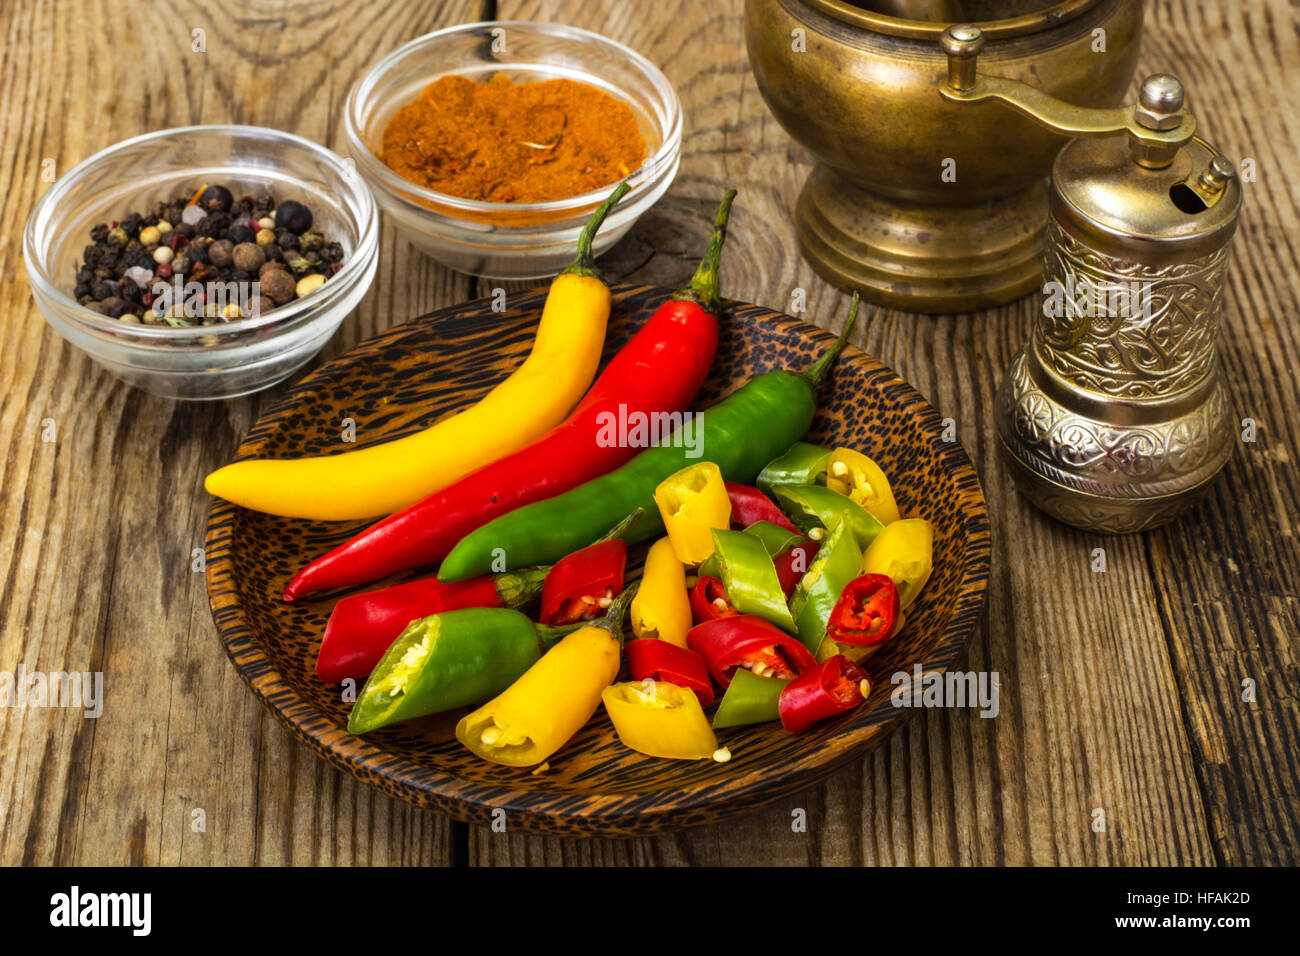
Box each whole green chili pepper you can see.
[438,298,863,583]
[789,513,863,652]
[712,668,790,729]
[347,607,579,734]
[710,528,797,633]
[756,442,831,497]
[773,484,884,550]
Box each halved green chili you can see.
[347,607,578,734]
[789,513,864,653]
[772,483,884,550]
[710,528,797,633]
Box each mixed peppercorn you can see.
[73,184,345,328]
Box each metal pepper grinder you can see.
[939,25,1242,533]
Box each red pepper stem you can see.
[802,294,861,388]
[493,567,550,609]
[589,583,638,645]
[671,188,737,316]
[562,180,631,278]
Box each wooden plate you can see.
[205,285,991,836]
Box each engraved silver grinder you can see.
[939,25,1243,533]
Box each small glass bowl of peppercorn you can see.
[346,21,681,280]
[24,125,378,400]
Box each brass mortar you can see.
[744,0,1144,312]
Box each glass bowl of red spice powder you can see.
[345,21,682,279]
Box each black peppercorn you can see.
[200,184,234,213]
[90,223,108,242]
[277,231,299,251]
[227,223,255,246]
[275,199,313,234]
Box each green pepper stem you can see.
[803,294,862,388]
[590,583,638,646]
[494,567,550,609]
[562,181,632,278]
[599,507,646,543]
[535,618,589,652]
[671,189,737,315]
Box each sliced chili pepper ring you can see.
[827,573,899,646]
[778,655,871,734]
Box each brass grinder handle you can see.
[938,24,1198,169]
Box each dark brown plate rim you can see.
[205,286,992,836]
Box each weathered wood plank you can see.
[0,0,487,865]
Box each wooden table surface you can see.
[2,0,1296,866]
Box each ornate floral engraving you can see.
[997,351,1232,502]
[1034,219,1230,400]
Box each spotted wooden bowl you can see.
[205,284,991,836]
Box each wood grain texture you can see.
[2,0,1297,865]
[0,0,487,865]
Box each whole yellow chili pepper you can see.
[826,448,901,525]
[861,518,933,610]
[602,679,720,760]
[456,585,635,768]
[631,537,693,648]
[653,461,731,565]
[203,183,629,521]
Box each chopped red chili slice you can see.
[687,614,817,689]
[725,482,800,533]
[773,541,821,598]
[626,639,715,707]
[689,575,738,624]
[539,539,627,625]
[826,573,898,646]
[778,655,870,733]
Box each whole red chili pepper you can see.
[827,573,899,646]
[689,575,737,624]
[626,639,715,706]
[687,614,817,689]
[315,568,547,684]
[725,482,800,533]
[774,541,820,598]
[539,539,627,625]
[283,192,737,602]
[778,655,870,733]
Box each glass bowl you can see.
[345,21,682,279]
[24,125,379,401]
